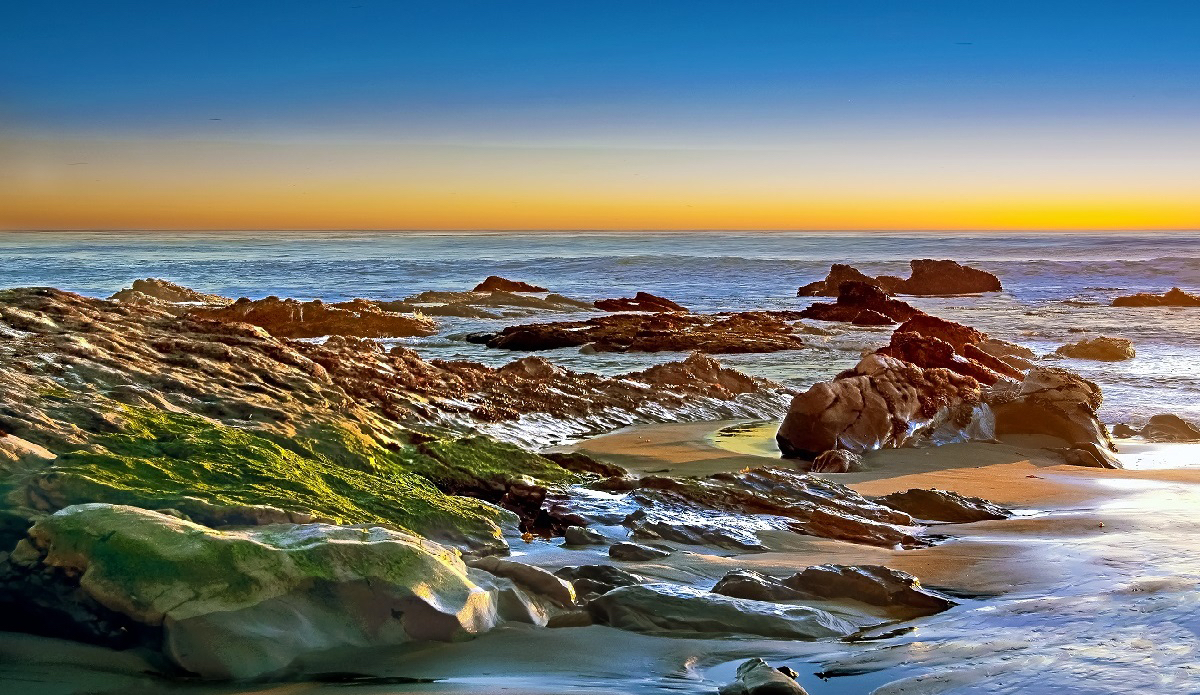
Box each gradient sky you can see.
[2,1,1199,230]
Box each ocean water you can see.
[3,230,1199,425]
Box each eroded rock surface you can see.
[594,291,688,313]
[189,296,438,338]
[1139,414,1200,442]
[807,449,862,473]
[719,658,809,695]
[472,276,547,293]
[798,282,923,325]
[992,367,1115,453]
[782,564,956,617]
[874,488,1011,522]
[797,260,1001,297]
[110,278,231,306]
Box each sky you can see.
[1,1,1198,231]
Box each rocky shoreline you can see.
[1,270,1198,692]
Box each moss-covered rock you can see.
[27,503,500,679]
[21,405,576,550]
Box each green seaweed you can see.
[40,405,569,547]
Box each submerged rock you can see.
[189,296,437,339]
[782,564,956,617]
[554,565,645,599]
[23,504,500,680]
[1053,336,1136,361]
[776,354,985,458]
[874,488,1011,522]
[1112,287,1200,307]
[594,291,688,313]
[719,658,809,695]
[472,276,547,293]
[587,583,856,639]
[563,525,606,545]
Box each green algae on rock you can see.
[24,503,499,679]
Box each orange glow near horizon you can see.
[3,136,1198,231]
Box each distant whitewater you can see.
[3,230,1199,424]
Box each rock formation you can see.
[1054,336,1136,361]
[483,311,806,353]
[798,281,924,325]
[189,296,438,338]
[797,260,1001,297]
[874,488,1011,522]
[719,658,809,695]
[807,449,862,473]
[1138,414,1200,442]
[776,354,986,458]
[1112,287,1200,307]
[110,278,231,306]
[472,276,548,293]
[991,367,1115,454]
[781,564,955,617]
[594,291,689,313]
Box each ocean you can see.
[3,229,1199,426]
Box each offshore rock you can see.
[24,504,499,680]
[776,354,984,458]
[796,264,878,297]
[472,276,548,293]
[782,564,956,618]
[189,296,438,338]
[485,312,805,354]
[594,291,689,313]
[798,282,923,325]
[1053,336,1136,361]
[382,289,592,318]
[992,366,1115,452]
[884,259,1002,295]
[1112,287,1200,307]
[874,488,1011,522]
[587,583,856,639]
[719,658,809,695]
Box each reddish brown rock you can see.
[485,311,804,354]
[1139,414,1200,442]
[776,354,983,459]
[796,264,878,297]
[472,276,548,293]
[188,296,438,339]
[876,332,1006,385]
[874,488,1011,522]
[1112,287,1200,307]
[807,449,862,473]
[594,292,688,313]
[890,315,1025,381]
[888,259,1002,295]
[109,278,231,307]
[782,565,955,617]
[798,282,923,325]
[991,366,1114,452]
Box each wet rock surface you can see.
[807,449,862,473]
[992,366,1115,452]
[1053,336,1136,361]
[554,565,646,600]
[874,488,1012,522]
[1112,287,1200,307]
[781,564,956,617]
[1139,414,1200,442]
[719,658,809,695]
[587,583,857,639]
[609,541,671,561]
[711,570,806,602]
[483,311,807,353]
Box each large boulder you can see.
[991,367,1114,452]
[189,296,437,339]
[796,264,878,297]
[1053,336,1135,361]
[884,259,1002,295]
[776,354,985,458]
[21,504,500,679]
[110,278,230,305]
[807,449,862,473]
[472,276,547,293]
[712,570,805,602]
[587,583,856,639]
[1112,287,1200,307]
